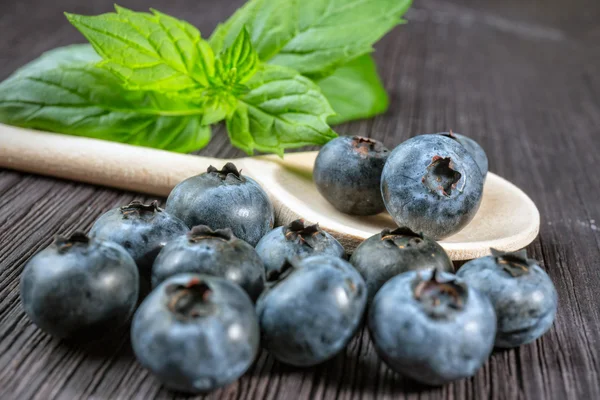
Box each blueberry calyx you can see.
[54,231,90,253]
[187,225,235,243]
[438,129,458,141]
[379,227,425,248]
[165,278,215,319]
[351,136,388,158]
[207,162,244,182]
[490,248,533,277]
[265,259,298,286]
[412,269,468,318]
[282,219,323,249]
[119,200,161,220]
[422,156,462,197]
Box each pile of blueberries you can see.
[19,132,557,394]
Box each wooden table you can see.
[1,0,599,398]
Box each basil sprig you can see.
[0,1,411,154]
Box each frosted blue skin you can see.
[166,164,274,246]
[89,201,188,281]
[151,227,265,301]
[457,254,557,348]
[256,256,367,367]
[381,134,484,239]
[350,228,453,303]
[368,270,496,385]
[437,132,488,178]
[255,225,345,274]
[314,136,389,215]
[20,234,139,339]
[131,274,259,394]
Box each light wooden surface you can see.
[1,0,599,399]
[0,125,540,259]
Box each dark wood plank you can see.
[1,0,599,399]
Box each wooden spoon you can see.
[0,124,539,260]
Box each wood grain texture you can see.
[0,0,599,399]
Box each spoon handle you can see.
[0,124,225,196]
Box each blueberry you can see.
[437,131,488,177]
[20,232,139,339]
[457,249,557,348]
[131,274,259,393]
[152,225,265,301]
[89,200,188,285]
[368,269,496,385]
[166,163,274,246]
[314,136,389,215]
[381,134,484,239]
[256,256,366,367]
[350,227,453,302]
[255,219,345,275]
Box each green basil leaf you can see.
[226,64,337,156]
[210,0,297,61]
[8,44,101,77]
[0,46,210,153]
[66,6,215,91]
[200,90,238,126]
[201,27,260,126]
[226,103,255,155]
[317,54,388,124]
[209,0,412,78]
[216,27,259,86]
